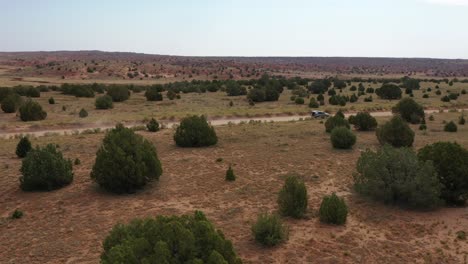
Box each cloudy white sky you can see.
[0,0,467,58]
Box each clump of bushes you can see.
[174,115,217,147]
[48,97,55,104]
[20,144,73,191]
[91,124,162,194]
[354,145,441,209]
[101,211,241,263]
[146,118,160,132]
[1,93,23,113]
[392,98,425,124]
[324,114,350,133]
[376,116,414,147]
[277,175,308,218]
[294,97,305,105]
[16,137,32,158]
[107,85,130,102]
[251,213,288,247]
[226,165,236,181]
[308,98,319,108]
[319,193,348,225]
[330,127,356,149]
[418,142,468,205]
[19,100,47,121]
[376,84,402,100]
[444,121,457,132]
[145,86,163,101]
[79,108,88,118]
[348,112,377,131]
[95,95,113,109]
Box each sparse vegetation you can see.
[11,209,23,219]
[226,165,236,181]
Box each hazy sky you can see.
[1,0,468,58]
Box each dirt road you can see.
[0,109,464,139]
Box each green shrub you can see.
[101,211,241,264]
[79,108,88,118]
[458,115,465,125]
[392,98,425,124]
[418,142,468,205]
[20,144,73,191]
[319,193,348,225]
[1,93,23,113]
[146,118,160,132]
[107,85,130,102]
[441,95,450,102]
[376,84,402,100]
[11,209,23,219]
[330,127,356,149]
[419,118,427,130]
[308,98,319,108]
[19,100,47,121]
[16,137,32,158]
[277,175,308,218]
[444,121,457,132]
[354,145,441,209]
[251,213,288,247]
[349,112,377,131]
[91,124,162,194]
[324,115,350,133]
[376,116,414,147]
[167,90,177,100]
[226,165,235,181]
[95,95,113,109]
[294,97,304,105]
[74,158,81,165]
[174,115,217,147]
[48,97,55,104]
[145,87,163,101]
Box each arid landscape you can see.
[0,51,467,263]
[2,1,468,263]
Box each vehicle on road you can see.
[311,110,330,119]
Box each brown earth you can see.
[1,114,467,264]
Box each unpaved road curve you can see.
[0,109,465,139]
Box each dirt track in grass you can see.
[0,115,467,263]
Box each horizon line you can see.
[0,50,467,61]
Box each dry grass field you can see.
[1,112,467,264]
